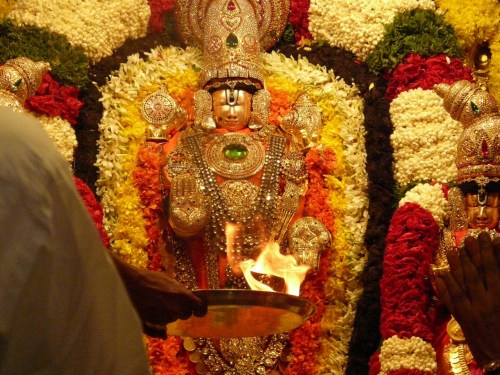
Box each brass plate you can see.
[167,289,316,338]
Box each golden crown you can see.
[176,0,289,90]
[434,80,500,184]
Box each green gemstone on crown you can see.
[11,78,22,92]
[224,144,248,160]
[471,101,480,116]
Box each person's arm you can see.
[433,232,500,373]
[111,253,207,338]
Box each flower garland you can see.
[287,147,336,375]
[366,9,463,75]
[147,0,176,33]
[26,73,84,126]
[289,0,313,43]
[377,202,440,374]
[264,51,368,374]
[308,0,435,61]
[435,0,500,100]
[398,183,449,229]
[274,43,396,375]
[133,142,165,272]
[492,41,500,100]
[385,54,473,101]
[36,114,77,164]
[96,47,200,271]
[6,0,151,64]
[0,0,14,18]
[379,336,436,375]
[74,176,110,248]
[390,88,462,190]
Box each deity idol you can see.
[431,81,500,375]
[138,0,331,373]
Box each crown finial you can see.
[435,80,500,184]
[0,57,50,112]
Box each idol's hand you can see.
[433,232,500,367]
[112,254,208,338]
[168,173,209,237]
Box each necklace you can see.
[205,133,266,179]
[185,133,285,249]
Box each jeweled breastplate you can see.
[164,129,307,374]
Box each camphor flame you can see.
[226,223,310,296]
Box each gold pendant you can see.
[220,179,258,218]
[447,317,466,343]
[205,133,265,179]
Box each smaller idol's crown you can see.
[0,57,50,104]
[141,85,187,141]
[434,80,500,183]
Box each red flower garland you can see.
[380,202,439,342]
[368,202,440,374]
[73,176,110,247]
[385,54,473,101]
[289,0,313,43]
[25,73,84,125]
[285,147,336,375]
[148,0,177,33]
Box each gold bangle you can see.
[483,358,500,374]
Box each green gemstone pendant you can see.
[11,78,23,92]
[224,144,248,160]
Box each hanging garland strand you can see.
[275,43,396,375]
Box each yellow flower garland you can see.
[436,0,500,100]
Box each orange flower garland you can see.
[286,147,337,374]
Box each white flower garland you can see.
[7,0,150,63]
[379,336,437,374]
[390,88,462,188]
[36,114,76,165]
[399,183,450,228]
[308,0,435,60]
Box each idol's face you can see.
[212,89,252,131]
[466,191,500,229]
